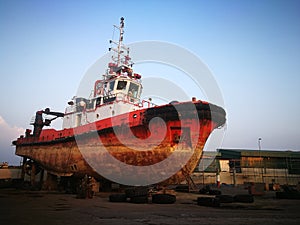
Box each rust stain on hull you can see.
[14,101,226,185]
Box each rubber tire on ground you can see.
[152,194,176,204]
[197,197,220,207]
[175,185,189,192]
[109,194,127,202]
[209,189,222,195]
[125,187,149,198]
[233,194,254,203]
[216,195,234,203]
[129,195,149,204]
[199,185,211,194]
[276,192,289,199]
[276,191,300,199]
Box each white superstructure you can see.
[62,17,149,129]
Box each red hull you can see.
[14,101,226,185]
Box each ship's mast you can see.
[109,17,131,67]
[117,17,124,65]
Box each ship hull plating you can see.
[14,101,226,185]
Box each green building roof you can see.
[217,148,300,159]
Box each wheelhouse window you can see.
[128,82,140,98]
[109,81,115,92]
[117,80,127,90]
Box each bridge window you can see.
[129,82,139,98]
[117,80,127,90]
[109,81,115,92]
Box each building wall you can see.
[0,168,22,180]
[219,160,300,185]
[194,158,300,186]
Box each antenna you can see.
[117,17,124,65]
[109,17,131,67]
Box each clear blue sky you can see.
[1,0,300,164]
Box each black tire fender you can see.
[197,197,220,207]
[216,195,234,203]
[109,193,127,202]
[152,194,176,204]
[233,194,254,203]
[129,195,149,204]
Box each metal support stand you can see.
[182,169,198,192]
[21,157,27,182]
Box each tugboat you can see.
[12,18,226,186]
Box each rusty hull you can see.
[14,101,226,185]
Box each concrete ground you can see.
[0,186,299,225]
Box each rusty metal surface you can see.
[14,101,226,185]
[16,122,218,184]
